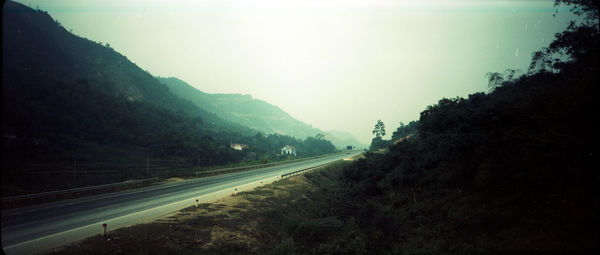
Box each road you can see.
[1,151,360,255]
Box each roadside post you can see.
[195,199,198,207]
[101,223,107,237]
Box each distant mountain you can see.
[323,130,365,149]
[159,77,359,147]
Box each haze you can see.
[15,0,575,144]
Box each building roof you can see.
[281,145,296,151]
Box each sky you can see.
[13,0,577,144]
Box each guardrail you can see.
[1,177,159,203]
[280,162,334,178]
[195,151,345,177]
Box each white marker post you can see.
[195,199,198,208]
[234,188,238,195]
[101,223,107,237]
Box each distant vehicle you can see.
[346,145,353,150]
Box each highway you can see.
[1,151,361,255]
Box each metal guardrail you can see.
[1,177,159,203]
[195,151,345,176]
[280,162,334,178]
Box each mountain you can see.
[158,77,320,137]
[1,1,336,194]
[1,1,252,133]
[1,0,264,151]
[2,0,242,182]
[158,77,362,148]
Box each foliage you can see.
[485,68,520,91]
[371,120,386,138]
[529,0,598,73]
[390,121,419,141]
[369,120,389,150]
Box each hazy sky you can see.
[13,0,576,144]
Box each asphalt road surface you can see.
[1,151,361,254]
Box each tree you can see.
[372,120,386,138]
[485,69,520,91]
[529,0,598,73]
[391,121,419,141]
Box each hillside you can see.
[158,77,321,137]
[158,77,363,148]
[1,1,336,195]
[1,2,251,132]
[250,2,598,252]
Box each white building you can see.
[230,143,248,151]
[281,145,297,156]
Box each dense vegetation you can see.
[1,1,336,195]
[254,1,599,253]
[370,120,418,150]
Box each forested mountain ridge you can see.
[158,77,363,148]
[1,1,239,130]
[159,77,318,137]
[1,1,336,195]
[1,0,258,151]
